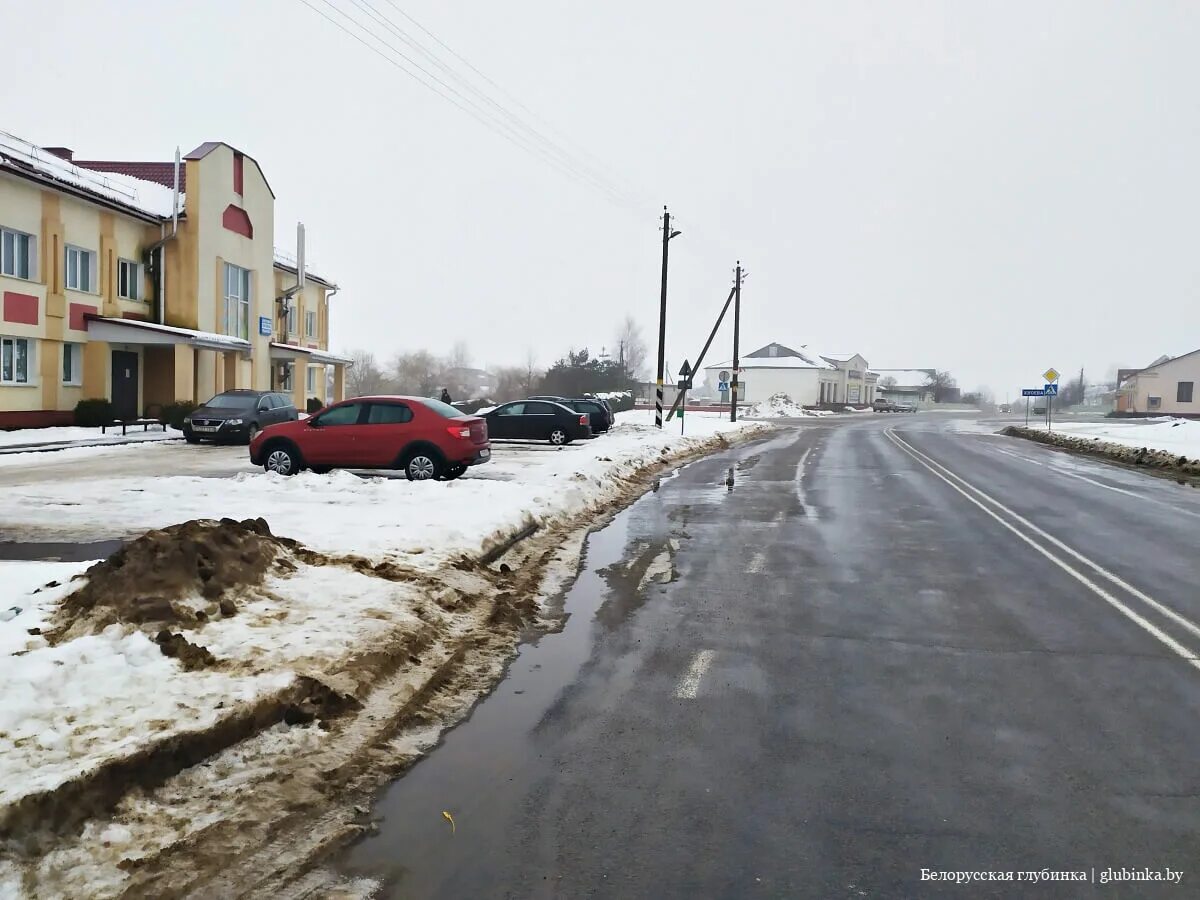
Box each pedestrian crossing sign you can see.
[1043,382,1059,396]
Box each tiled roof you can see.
[73,160,184,192]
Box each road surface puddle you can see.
[333,483,668,896]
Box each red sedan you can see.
[249,396,490,480]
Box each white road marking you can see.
[675,649,716,699]
[885,428,1200,671]
[747,551,768,573]
[986,442,1200,519]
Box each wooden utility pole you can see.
[730,262,742,422]
[654,208,680,428]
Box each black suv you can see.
[183,390,298,444]
[528,396,614,433]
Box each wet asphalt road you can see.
[337,414,1200,898]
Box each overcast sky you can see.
[6,0,1199,397]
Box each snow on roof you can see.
[820,351,858,362]
[0,131,180,219]
[273,248,335,287]
[90,316,251,351]
[706,355,835,371]
[874,368,935,387]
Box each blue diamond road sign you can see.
[1021,388,1045,397]
[1043,383,1059,396]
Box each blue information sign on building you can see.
[258,316,273,337]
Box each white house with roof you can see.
[873,369,936,405]
[1115,349,1200,415]
[704,342,877,407]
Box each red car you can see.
[249,395,490,480]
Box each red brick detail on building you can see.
[233,152,244,195]
[69,302,98,331]
[0,409,75,428]
[2,291,39,325]
[222,204,253,238]
[121,311,150,321]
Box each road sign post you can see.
[1021,387,1047,428]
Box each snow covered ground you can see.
[0,425,175,451]
[0,412,768,570]
[1032,417,1200,460]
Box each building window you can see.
[118,258,142,300]
[1148,396,1161,409]
[62,342,82,385]
[305,310,316,338]
[223,263,251,339]
[285,302,297,336]
[306,365,316,393]
[1177,382,1194,403]
[1,336,34,384]
[65,245,97,292]
[1,227,36,280]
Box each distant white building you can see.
[874,369,936,406]
[704,342,877,406]
[1116,350,1200,415]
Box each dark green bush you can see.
[161,401,198,431]
[74,398,114,427]
[307,397,324,414]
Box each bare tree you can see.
[448,340,472,371]
[390,350,444,396]
[926,370,958,403]
[345,349,389,397]
[879,375,897,389]
[614,315,648,379]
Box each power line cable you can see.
[299,0,644,209]
[378,0,653,207]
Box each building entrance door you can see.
[111,350,139,420]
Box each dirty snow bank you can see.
[1029,417,1200,459]
[0,425,173,450]
[0,412,769,570]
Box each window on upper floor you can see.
[65,245,97,293]
[305,310,317,338]
[285,301,297,336]
[223,263,251,340]
[62,342,82,385]
[118,258,143,301]
[1,227,36,280]
[1,336,34,385]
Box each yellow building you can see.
[0,131,348,427]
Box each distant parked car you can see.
[249,395,490,480]
[183,390,298,443]
[529,396,613,433]
[482,400,591,444]
[871,398,916,413]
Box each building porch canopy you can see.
[269,342,354,368]
[86,316,252,355]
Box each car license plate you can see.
[193,425,218,433]
[479,448,490,459]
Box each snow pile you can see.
[0,412,767,570]
[747,393,811,418]
[0,425,174,451]
[1031,417,1200,459]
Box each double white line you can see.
[885,428,1200,673]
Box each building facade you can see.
[704,342,877,406]
[874,369,936,406]
[0,132,348,427]
[1116,350,1200,416]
